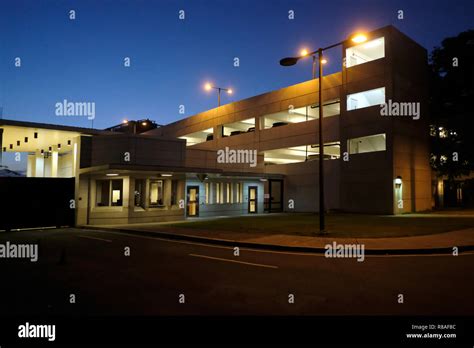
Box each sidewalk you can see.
[83,222,474,255]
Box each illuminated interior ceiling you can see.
[223,118,255,136]
[346,37,385,67]
[179,128,213,146]
[263,100,340,128]
[264,143,340,164]
[1,125,82,154]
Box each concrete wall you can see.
[80,134,186,168]
[77,173,186,225]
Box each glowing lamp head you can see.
[142,122,147,126]
[204,83,212,91]
[395,176,402,185]
[300,49,309,57]
[227,89,233,95]
[123,119,128,124]
[351,34,368,44]
[321,58,328,64]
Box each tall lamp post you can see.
[280,33,367,233]
[204,82,233,107]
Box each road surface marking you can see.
[189,253,278,269]
[78,235,112,243]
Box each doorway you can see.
[187,186,199,217]
[248,186,258,213]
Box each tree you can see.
[429,30,474,181]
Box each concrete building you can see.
[0,25,433,226]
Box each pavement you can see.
[83,221,474,255]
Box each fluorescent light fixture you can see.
[161,174,172,177]
[106,173,119,177]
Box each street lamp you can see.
[204,82,233,107]
[280,32,367,233]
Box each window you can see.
[96,179,123,207]
[215,183,221,204]
[171,180,178,205]
[205,182,210,204]
[236,183,243,203]
[226,183,231,203]
[149,180,164,206]
[134,179,145,208]
[348,133,386,154]
[346,37,385,68]
[347,87,385,111]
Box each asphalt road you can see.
[0,227,473,316]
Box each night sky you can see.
[0,0,473,131]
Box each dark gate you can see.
[0,177,75,231]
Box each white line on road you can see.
[189,253,279,269]
[78,235,112,243]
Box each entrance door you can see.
[248,186,258,213]
[187,186,199,217]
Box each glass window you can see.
[171,180,178,205]
[96,180,110,207]
[346,37,385,68]
[111,180,123,206]
[348,133,386,154]
[347,87,385,111]
[226,183,231,203]
[237,183,243,203]
[215,182,220,204]
[96,179,123,207]
[150,180,164,206]
[205,182,210,204]
[134,179,145,208]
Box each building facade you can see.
[0,25,433,227]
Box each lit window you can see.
[205,182,210,204]
[150,180,164,206]
[215,183,220,204]
[220,183,224,204]
[347,87,385,111]
[236,183,243,203]
[96,179,123,207]
[346,37,385,68]
[226,183,231,203]
[348,133,386,154]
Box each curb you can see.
[79,226,474,256]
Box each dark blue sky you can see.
[1,0,473,130]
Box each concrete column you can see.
[51,151,58,177]
[27,153,36,177]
